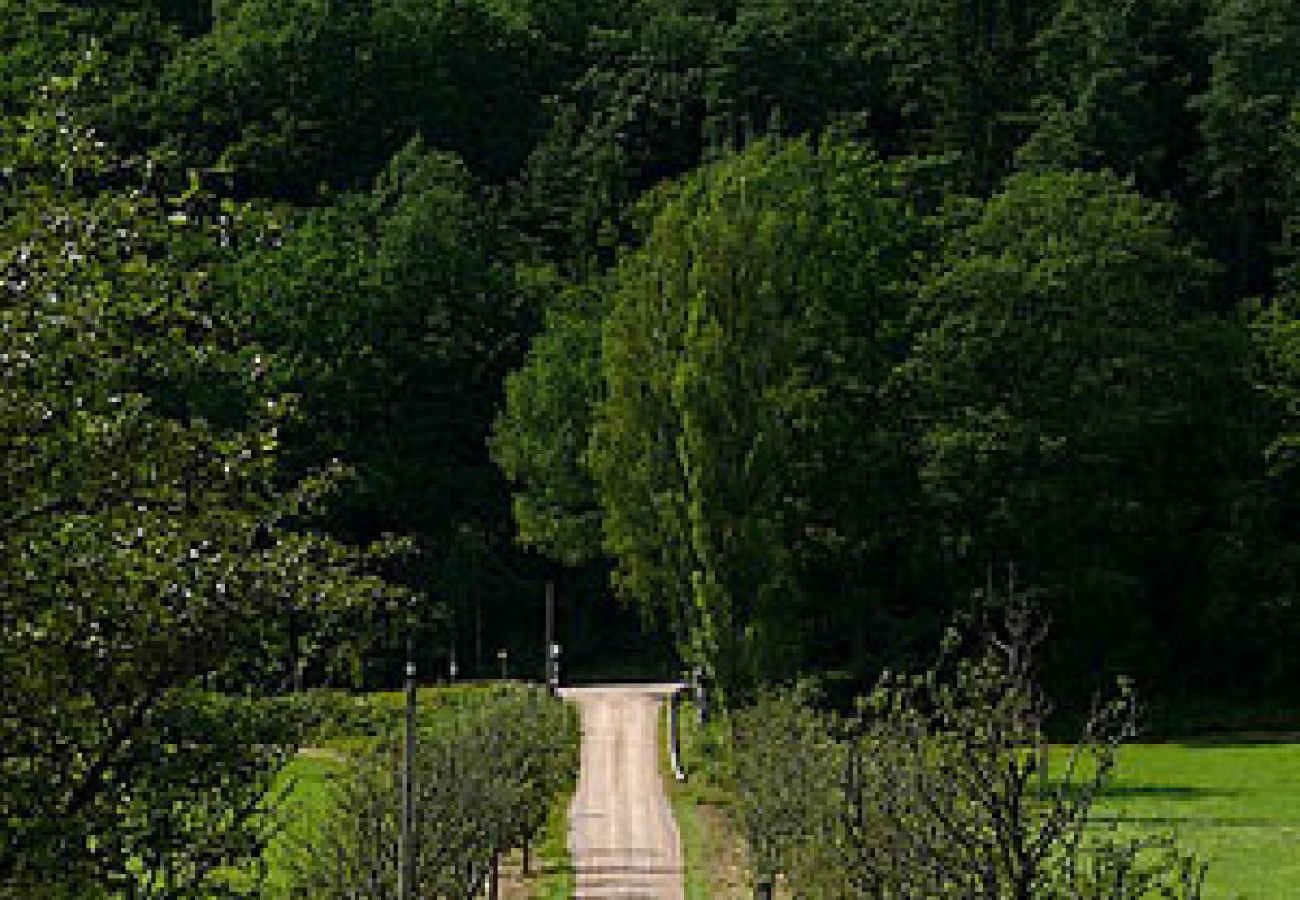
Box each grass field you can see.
[1101,740,1300,899]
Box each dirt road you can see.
[560,684,686,900]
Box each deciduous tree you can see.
[0,68,401,895]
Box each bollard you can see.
[667,689,686,781]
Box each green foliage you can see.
[874,0,1058,192]
[225,138,529,674]
[728,684,845,893]
[492,278,607,565]
[284,684,579,897]
[899,169,1231,678]
[1018,0,1205,198]
[589,136,936,697]
[0,1,181,130]
[1255,293,1300,474]
[6,6,1300,888]
[230,140,524,520]
[0,66,403,894]
[707,0,892,141]
[157,0,555,198]
[1192,0,1300,293]
[509,6,719,272]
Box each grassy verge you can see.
[214,751,346,896]
[660,697,748,900]
[521,790,576,899]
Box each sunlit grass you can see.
[1100,741,1300,899]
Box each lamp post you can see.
[543,582,554,691]
[399,600,417,900]
[399,655,416,900]
[497,648,508,681]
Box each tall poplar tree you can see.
[589,137,934,696]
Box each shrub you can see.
[283,684,579,898]
[727,577,1207,898]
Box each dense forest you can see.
[3,0,1300,891]
[8,0,1300,714]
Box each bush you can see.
[283,683,579,898]
[727,579,1207,898]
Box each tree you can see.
[0,66,401,895]
[1192,0,1300,295]
[492,278,607,567]
[0,0,181,135]
[157,0,556,200]
[897,170,1228,685]
[1017,0,1206,202]
[285,685,579,898]
[508,8,718,273]
[155,0,377,200]
[588,137,935,698]
[706,0,893,144]
[226,138,530,679]
[727,582,1207,898]
[876,0,1057,193]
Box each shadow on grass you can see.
[1043,782,1237,801]
[1170,733,1300,747]
[1099,785,1237,799]
[1091,815,1286,828]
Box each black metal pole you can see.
[400,651,416,899]
[544,581,555,693]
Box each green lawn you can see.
[1101,741,1300,899]
[212,752,346,896]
